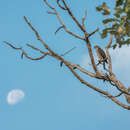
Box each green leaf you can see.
[103,10,110,15]
[112,24,119,29]
[101,31,107,38]
[116,0,123,7]
[112,44,117,49]
[102,18,116,24]
[96,1,130,48]
[124,39,130,44]
[114,13,120,18]
[96,2,110,15]
[96,7,102,11]
[115,8,124,13]
[110,30,117,34]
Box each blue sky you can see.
[0,0,130,130]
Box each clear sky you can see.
[0,0,130,130]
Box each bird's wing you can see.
[98,47,107,59]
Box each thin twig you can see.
[61,46,76,56]
[24,16,55,55]
[88,28,99,37]
[44,0,85,40]
[100,92,123,98]
[46,11,56,15]
[44,0,54,9]
[55,26,64,35]
[3,41,22,50]
[82,10,87,28]
[57,0,67,10]
[26,43,50,55]
[62,0,89,36]
[3,41,49,61]
[112,92,123,98]
[21,49,48,60]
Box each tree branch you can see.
[55,26,64,35]
[88,28,99,37]
[2,0,130,110]
[3,41,49,61]
[82,10,87,28]
[105,34,113,76]
[62,0,89,36]
[64,61,130,110]
[61,46,76,56]
[3,41,22,50]
[57,0,67,10]
[44,0,85,40]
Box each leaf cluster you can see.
[96,0,130,49]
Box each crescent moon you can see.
[7,89,25,105]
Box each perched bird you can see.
[94,45,108,70]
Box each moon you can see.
[7,89,25,105]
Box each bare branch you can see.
[62,0,89,36]
[3,0,130,110]
[26,43,50,55]
[54,1,99,74]
[110,76,130,96]
[63,60,130,110]
[101,92,123,98]
[55,26,64,35]
[82,10,87,28]
[44,0,85,40]
[64,61,109,95]
[24,16,40,40]
[88,28,99,37]
[105,34,113,76]
[105,73,130,96]
[57,0,67,10]
[85,38,100,74]
[70,64,97,78]
[3,41,22,50]
[43,0,54,10]
[112,92,123,98]
[21,49,48,60]
[24,16,55,55]
[54,1,100,75]
[58,1,99,74]
[105,34,130,98]
[46,11,56,15]
[3,41,49,61]
[61,46,76,56]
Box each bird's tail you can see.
[103,62,106,70]
[105,58,108,64]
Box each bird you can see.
[94,45,108,70]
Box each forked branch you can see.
[44,0,85,40]
[2,0,130,110]
[3,41,49,60]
